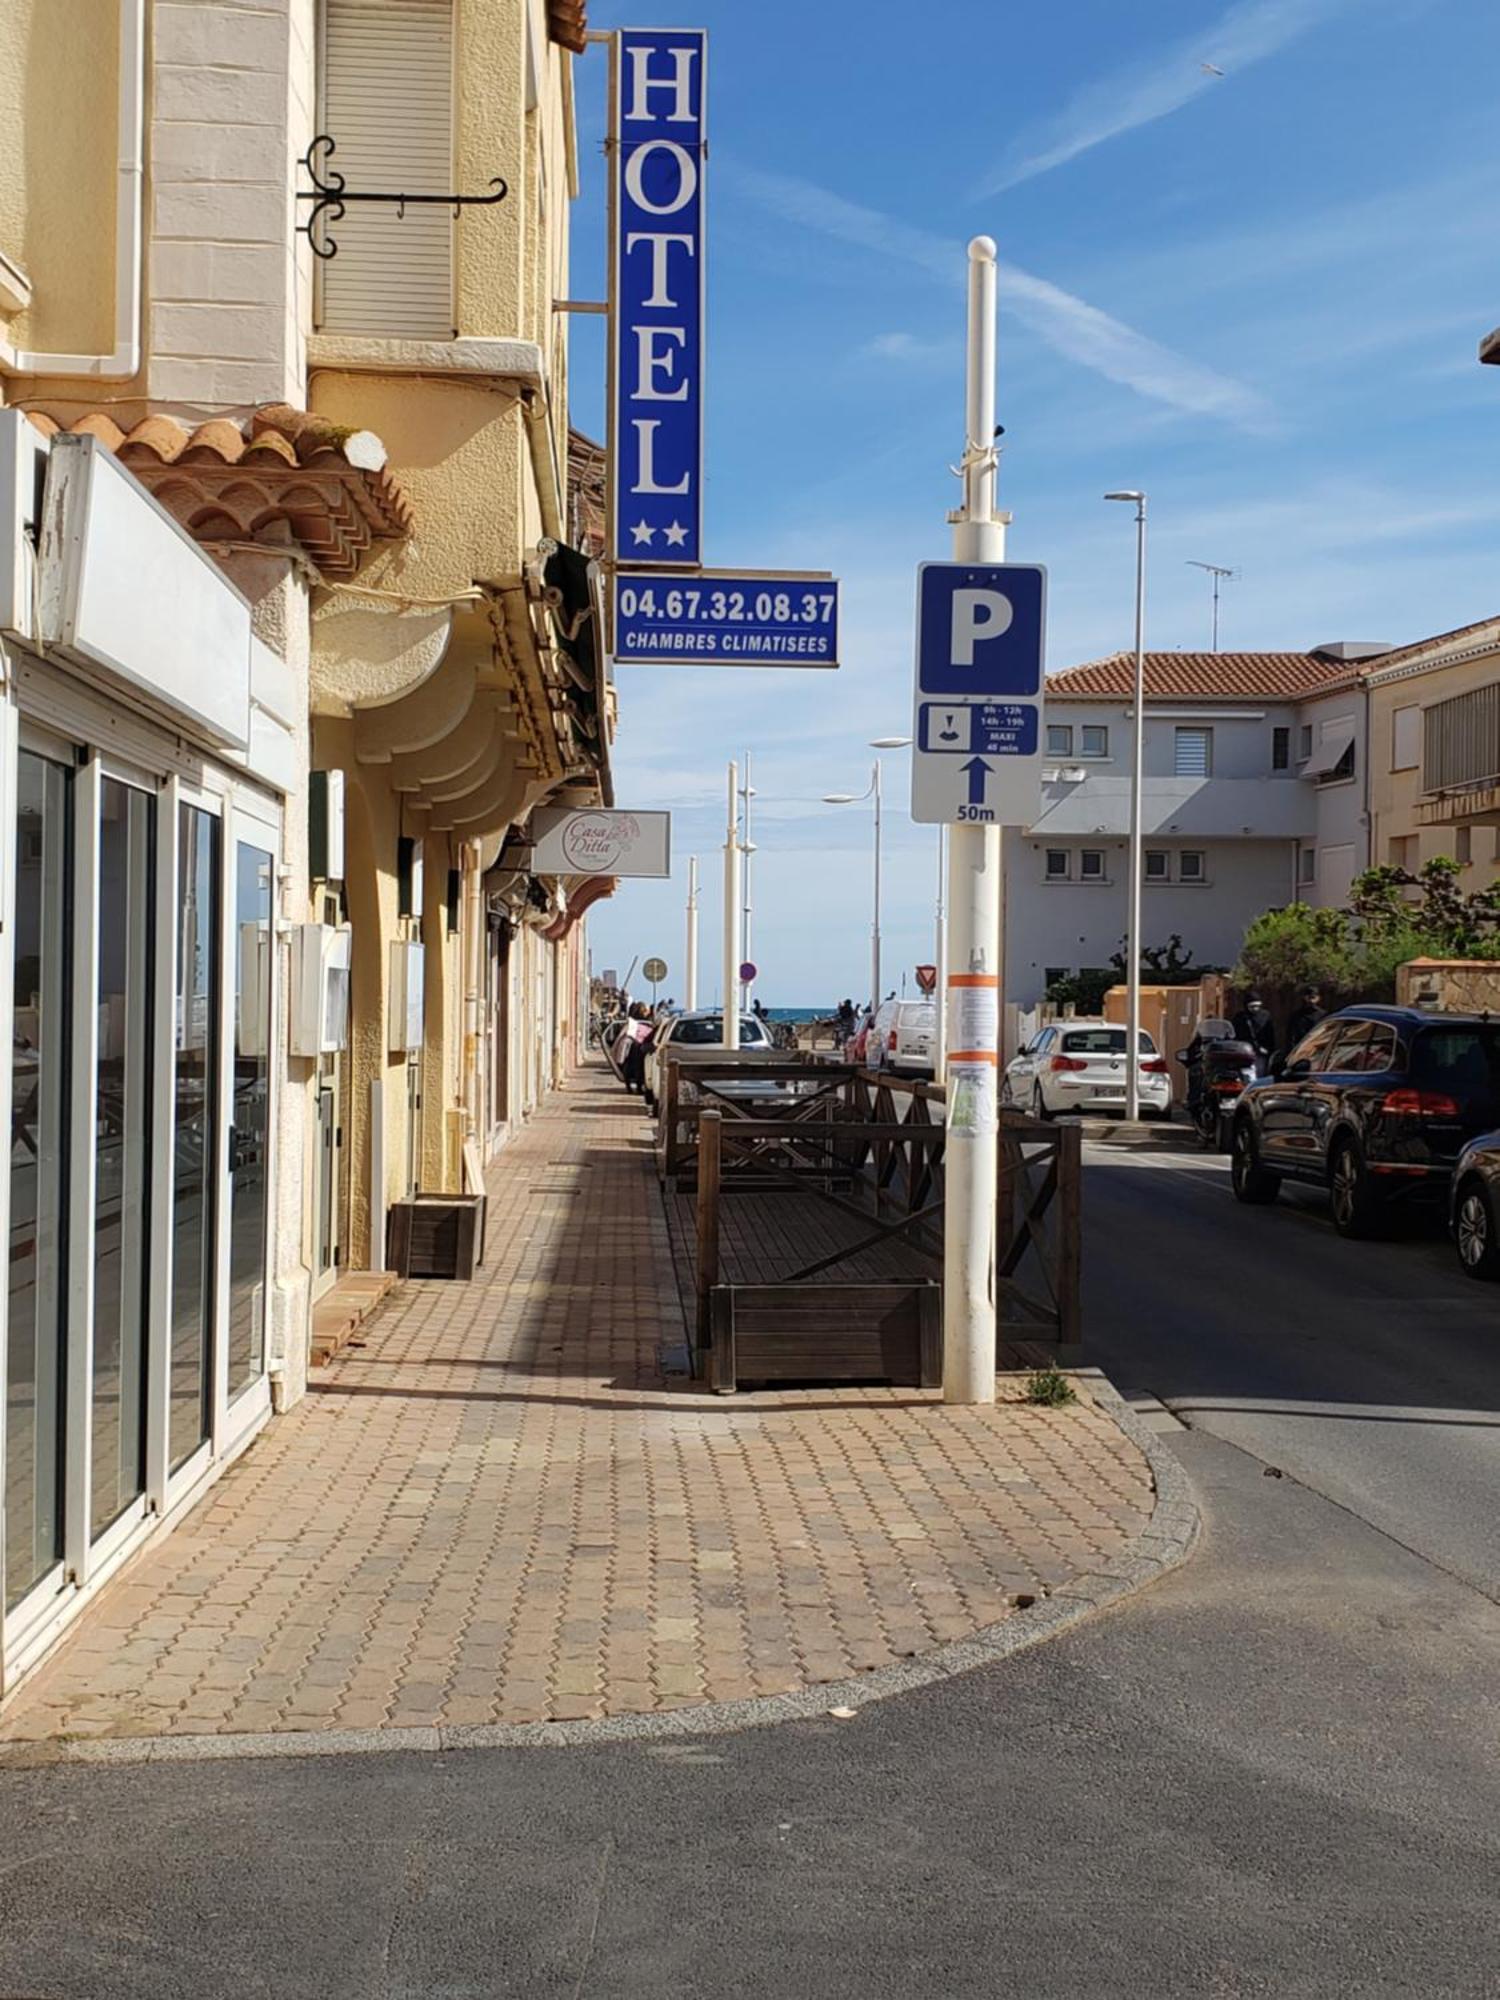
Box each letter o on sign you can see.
[623,140,698,215]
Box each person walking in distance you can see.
[1286,985,1325,1053]
[1232,990,1277,1068]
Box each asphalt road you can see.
[1081,1143,1500,1602]
[3,1147,1499,1997]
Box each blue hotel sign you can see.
[611,28,706,569]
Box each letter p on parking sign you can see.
[915,562,1046,698]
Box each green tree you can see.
[1235,902,1358,998]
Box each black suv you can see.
[1230,1006,1500,1237]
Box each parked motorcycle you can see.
[1177,1019,1263,1151]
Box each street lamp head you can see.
[869,736,912,750]
[822,793,856,805]
[1104,491,1145,503]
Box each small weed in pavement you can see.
[1025,1367,1076,1407]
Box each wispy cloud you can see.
[731,166,1274,431]
[978,0,1353,195]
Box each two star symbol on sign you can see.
[630,520,689,547]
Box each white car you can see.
[1004,1019,1172,1120]
[867,998,937,1076]
[643,1007,774,1109]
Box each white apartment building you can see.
[1005,645,1392,1008]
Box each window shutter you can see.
[318,0,455,337]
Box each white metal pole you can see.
[943,236,1004,1407]
[934,825,948,1077]
[741,749,753,1004]
[723,762,741,1052]
[685,854,699,1010]
[871,758,883,1015]
[1126,501,1147,1121]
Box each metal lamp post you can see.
[1105,490,1148,1121]
[825,736,912,1018]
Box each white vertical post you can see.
[871,759,883,1015]
[685,853,699,1010]
[741,750,753,1004]
[943,236,1005,1407]
[934,825,948,1077]
[1126,502,1147,1121]
[722,762,741,1051]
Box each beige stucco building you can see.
[1363,617,1500,882]
[0,0,611,1700]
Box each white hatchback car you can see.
[1004,1019,1172,1120]
[867,998,937,1076]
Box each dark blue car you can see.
[1230,1006,1500,1239]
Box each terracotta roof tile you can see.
[24,402,412,581]
[1047,651,1350,701]
[1360,613,1500,674]
[547,0,588,54]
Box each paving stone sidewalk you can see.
[0,1066,1154,1743]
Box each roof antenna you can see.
[1186,561,1237,652]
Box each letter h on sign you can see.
[611,28,706,569]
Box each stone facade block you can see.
[156,63,287,128]
[153,301,286,364]
[152,241,287,308]
[153,182,287,245]
[154,2,289,71]
[152,120,287,186]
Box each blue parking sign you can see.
[915,562,1046,698]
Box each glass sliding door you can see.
[169,805,220,1472]
[227,838,273,1400]
[6,750,72,1610]
[89,780,154,1538]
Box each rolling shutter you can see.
[317,0,455,337]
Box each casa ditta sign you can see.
[529,808,671,879]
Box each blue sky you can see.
[572,0,1500,1006]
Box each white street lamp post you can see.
[825,735,913,1020]
[684,853,699,1010]
[1105,490,1148,1122]
[722,761,741,1052]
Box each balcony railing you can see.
[1424,683,1500,795]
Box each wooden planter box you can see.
[708,1281,940,1394]
[387,1194,486,1280]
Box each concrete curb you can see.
[0,1378,1198,1773]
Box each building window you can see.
[1272,727,1290,771]
[1080,849,1105,880]
[1174,727,1212,777]
[1319,740,1356,786]
[317,0,457,338]
[1298,724,1313,761]
[1388,835,1417,871]
[1046,725,1073,757]
[1080,725,1109,759]
[1144,850,1168,881]
[1299,847,1316,885]
[1180,851,1205,882]
[1455,825,1473,866]
[1045,850,1069,880]
[1391,705,1421,772]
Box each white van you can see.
[868,998,937,1076]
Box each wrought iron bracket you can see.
[296,134,508,261]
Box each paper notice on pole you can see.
[947,1062,997,1139]
[946,974,999,1060]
